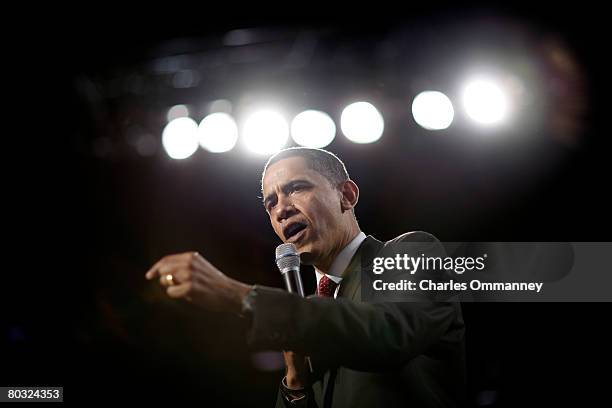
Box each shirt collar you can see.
[315,231,367,285]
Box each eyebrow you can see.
[263,179,313,208]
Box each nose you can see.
[274,194,298,222]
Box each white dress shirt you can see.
[314,232,366,298]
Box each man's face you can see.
[262,156,346,265]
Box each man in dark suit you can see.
[146,147,466,407]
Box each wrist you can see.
[235,282,255,317]
[286,368,308,389]
[284,374,307,390]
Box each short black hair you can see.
[261,147,350,194]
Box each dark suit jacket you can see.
[246,232,466,408]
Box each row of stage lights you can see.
[162,78,509,159]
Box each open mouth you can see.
[283,222,308,242]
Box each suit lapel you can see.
[320,236,384,406]
[337,235,384,300]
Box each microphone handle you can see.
[283,270,305,297]
[281,268,313,374]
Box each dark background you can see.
[3,2,610,406]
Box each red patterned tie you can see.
[318,275,339,298]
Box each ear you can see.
[339,179,359,212]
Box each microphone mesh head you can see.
[275,243,300,273]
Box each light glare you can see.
[290,110,336,148]
[198,113,238,153]
[411,91,455,130]
[340,102,384,144]
[462,79,508,125]
[242,110,289,154]
[162,117,199,159]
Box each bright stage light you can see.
[411,91,455,130]
[462,79,508,125]
[167,104,190,122]
[242,110,289,155]
[198,112,238,153]
[162,117,199,159]
[290,110,336,148]
[340,102,384,144]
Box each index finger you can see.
[145,258,164,280]
[145,253,192,280]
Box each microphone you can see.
[275,242,313,373]
[275,243,305,297]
